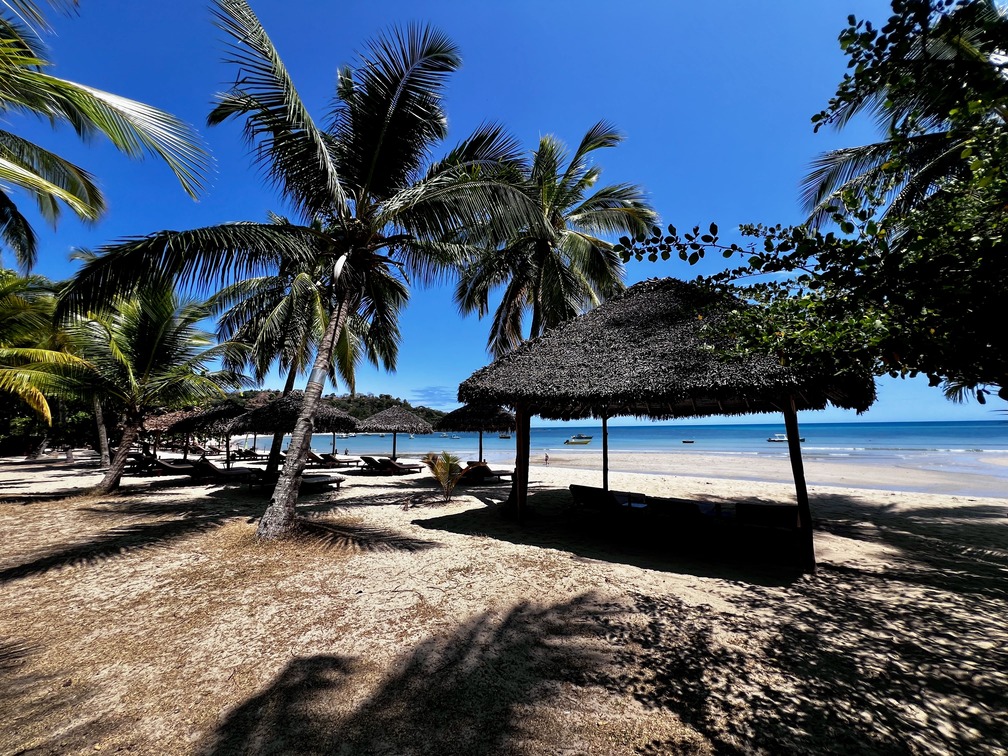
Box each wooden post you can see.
[478,430,484,463]
[783,396,816,573]
[391,432,397,460]
[602,415,609,492]
[515,405,530,525]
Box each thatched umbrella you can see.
[165,398,249,466]
[230,392,358,448]
[143,408,202,457]
[358,406,433,459]
[459,277,875,572]
[433,403,515,463]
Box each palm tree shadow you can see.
[0,484,435,584]
[200,593,615,755]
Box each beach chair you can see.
[153,458,198,477]
[252,469,346,492]
[460,463,511,484]
[321,453,361,468]
[380,457,422,474]
[305,450,335,468]
[192,456,258,483]
[359,456,391,473]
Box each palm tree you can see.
[0,0,208,268]
[802,0,1007,227]
[455,121,657,358]
[0,268,82,423]
[60,1,535,537]
[64,285,246,493]
[209,223,404,473]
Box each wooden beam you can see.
[783,396,816,573]
[602,414,610,492]
[515,405,531,525]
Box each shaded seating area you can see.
[459,278,877,573]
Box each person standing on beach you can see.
[544,452,549,466]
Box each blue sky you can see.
[12,1,1003,425]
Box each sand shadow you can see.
[199,593,614,755]
[417,487,806,585]
[0,485,436,584]
[595,570,1008,755]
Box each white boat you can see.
[499,433,511,439]
[768,433,804,442]
[564,433,592,445]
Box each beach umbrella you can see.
[358,406,433,459]
[162,397,249,466]
[229,392,358,442]
[433,403,515,463]
[459,277,876,572]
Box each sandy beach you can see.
[1,451,1006,754]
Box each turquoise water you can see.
[238,420,1008,464]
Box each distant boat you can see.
[451,434,461,439]
[682,439,694,444]
[440,433,448,437]
[768,433,804,443]
[499,433,511,439]
[564,433,592,445]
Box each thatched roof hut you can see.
[459,277,877,572]
[434,403,515,462]
[460,278,874,419]
[358,406,433,459]
[230,391,357,435]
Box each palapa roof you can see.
[229,391,358,434]
[358,405,433,435]
[143,408,200,433]
[433,403,515,433]
[459,277,875,421]
[165,398,249,436]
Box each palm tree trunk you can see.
[257,298,351,539]
[265,364,300,475]
[94,395,111,468]
[94,422,141,494]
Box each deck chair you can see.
[321,453,360,468]
[380,457,422,474]
[153,458,198,476]
[359,456,391,473]
[193,456,258,483]
[463,463,512,483]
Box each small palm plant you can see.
[422,451,466,503]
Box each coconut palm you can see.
[0,0,207,269]
[209,225,404,473]
[802,0,1007,227]
[0,269,85,422]
[60,1,535,537]
[63,285,246,493]
[455,121,657,358]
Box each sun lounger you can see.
[380,457,422,474]
[321,453,361,468]
[193,456,258,483]
[459,463,512,484]
[359,456,421,474]
[153,458,198,476]
[251,470,346,492]
[305,450,334,468]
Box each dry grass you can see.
[1,459,1007,755]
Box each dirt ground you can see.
[1,456,1006,755]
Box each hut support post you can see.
[332,432,336,454]
[391,432,397,460]
[515,405,530,525]
[783,397,816,573]
[602,415,609,492]
[478,431,484,464]
[225,436,231,469]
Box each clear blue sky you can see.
[13,1,1003,425]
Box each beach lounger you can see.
[321,453,361,468]
[460,463,512,484]
[193,456,258,483]
[251,470,346,492]
[380,457,422,474]
[153,458,198,476]
[305,450,335,468]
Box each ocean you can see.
[240,419,1008,466]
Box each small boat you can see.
[768,433,804,443]
[440,433,448,438]
[409,434,415,439]
[564,433,592,445]
[499,433,511,439]
[682,439,694,444]
[451,434,461,439]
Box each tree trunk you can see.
[265,364,301,475]
[257,298,351,539]
[94,395,111,468]
[783,397,816,573]
[94,423,141,494]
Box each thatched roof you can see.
[229,391,357,434]
[459,278,875,420]
[358,406,433,435]
[143,408,200,433]
[166,398,249,436]
[433,403,515,433]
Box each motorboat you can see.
[682,439,694,444]
[564,433,592,445]
[768,433,804,442]
[498,433,511,439]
